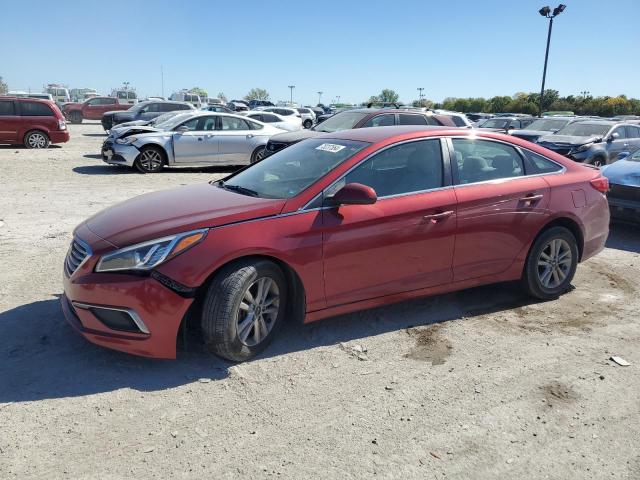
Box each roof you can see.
[313,125,453,143]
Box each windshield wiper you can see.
[217,181,259,197]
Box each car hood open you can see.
[83,183,287,248]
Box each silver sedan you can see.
[102,112,286,173]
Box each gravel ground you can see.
[1,122,639,479]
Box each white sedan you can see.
[240,110,303,132]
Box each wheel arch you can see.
[23,128,50,145]
[180,254,307,340]
[136,140,170,164]
[533,216,585,261]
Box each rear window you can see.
[398,114,428,125]
[0,101,15,115]
[20,101,54,116]
[451,116,468,127]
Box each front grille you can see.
[65,238,91,276]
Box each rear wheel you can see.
[24,130,50,149]
[70,111,83,124]
[201,259,287,362]
[589,156,606,167]
[135,146,165,173]
[521,226,578,300]
[250,146,267,163]
[303,119,313,129]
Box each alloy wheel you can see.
[235,276,280,347]
[537,238,573,289]
[27,133,48,148]
[139,149,163,171]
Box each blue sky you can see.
[1,0,639,104]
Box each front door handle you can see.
[423,210,454,223]
[520,193,544,205]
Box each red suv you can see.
[62,96,129,124]
[0,97,70,148]
[62,126,609,361]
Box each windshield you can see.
[127,102,150,113]
[222,138,369,199]
[155,112,197,130]
[526,119,570,131]
[479,119,509,129]
[313,111,369,133]
[555,123,611,137]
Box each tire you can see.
[201,259,288,362]
[589,156,606,167]
[70,111,83,124]
[24,130,50,149]
[521,226,579,300]
[303,119,313,129]
[250,146,267,163]
[135,146,166,173]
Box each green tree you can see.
[412,98,434,108]
[378,88,399,104]
[0,76,7,95]
[189,87,208,98]
[244,88,270,101]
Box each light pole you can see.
[538,4,566,117]
[580,90,590,98]
[288,85,295,105]
[317,91,323,105]
[336,95,340,105]
[417,87,424,107]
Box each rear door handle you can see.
[520,193,544,204]
[423,210,454,223]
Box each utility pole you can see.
[317,91,323,105]
[417,87,424,107]
[538,4,566,117]
[288,85,295,105]
[161,65,164,98]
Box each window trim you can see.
[301,137,452,210]
[444,136,566,188]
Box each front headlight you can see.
[95,229,207,273]
[573,142,593,153]
[115,136,138,145]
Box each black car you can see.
[248,99,275,109]
[509,117,578,143]
[101,101,193,131]
[477,116,536,133]
[602,148,640,222]
[264,108,448,156]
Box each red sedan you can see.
[62,126,610,361]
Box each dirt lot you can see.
[1,122,639,479]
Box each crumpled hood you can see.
[111,125,162,139]
[537,134,602,146]
[83,183,286,248]
[602,160,640,187]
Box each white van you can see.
[169,92,202,108]
[45,85,71,103]
[111,89,138,105]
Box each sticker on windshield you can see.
[315,143,346,153]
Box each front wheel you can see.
[521,226,579,300]
[70,111,83,124]
[135,146,165,173]
[24,130,50,149]
[250,146,266,163]
[201,259,288,362]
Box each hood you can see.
[112,111,135,120]
[116,119,151,128]
[63,102,83,112]
[537,134,602,146]
[83,183,287,248]
[269,129,320,144]
[602,160,640,187]
[111,126,162,139]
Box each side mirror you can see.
[328,183,377,206]
[607,132,619,142]
[176,126,189,133]
[616,151,630,161]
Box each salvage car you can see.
[62,126,609,361]
[477,116,536,133]
[62,96,128,124]
[102,112,285,172]
[537,120,640,167]
[101,101,193,131]
[264,107,449,156]
[602,149,640,222]
[509,117,577,143]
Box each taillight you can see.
[590,176,609,193]
[58,119,67,130]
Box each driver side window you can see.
[177,117,200,131]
